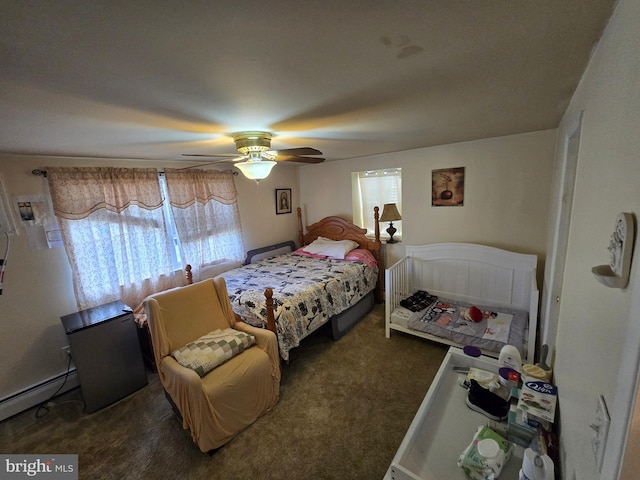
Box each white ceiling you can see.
[0,1,616,165]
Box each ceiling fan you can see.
[182,131,325,182]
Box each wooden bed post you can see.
[373,206,384,303]
[374,206,380,241]
[297,207,304,247]
[265,288,276,334]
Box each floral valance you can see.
[163,169,238,208]
[47,167,163,220]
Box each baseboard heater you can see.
[0,369,79,422]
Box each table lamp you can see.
[379,203,402,243]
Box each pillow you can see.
[171,328,255,377]
[302,238,359,259]
[293,247,327,259]
[344,248,378,268]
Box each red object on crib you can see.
[469,306,483,322]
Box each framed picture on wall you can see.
[275,188,292,214]
[18,202,35,221]
[431,167,465,206]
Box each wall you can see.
[299,130,556,274]
[550,0,640,478]
[234,164,301,251]
[0,155,300,415]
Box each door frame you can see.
[540,110,583,361]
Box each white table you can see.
[384,347,524,480]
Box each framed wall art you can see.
[275,188,292,214]
[432,167,465,207]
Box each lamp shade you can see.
[235,160,277,181]
[379,203,402,222]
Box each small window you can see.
[352,168,402,240]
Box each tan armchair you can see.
[144,277,280,452]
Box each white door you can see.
[540,112,582,362]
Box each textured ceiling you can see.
[0,0,616,164]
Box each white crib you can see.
[385,243,539,364]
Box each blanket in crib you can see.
[407,296,527,356]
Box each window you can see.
[47,167,243,310]
[163,169,245,279]
[352,168,402,240]
[47,167,180,310]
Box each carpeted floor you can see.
[0,304,447,479]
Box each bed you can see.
[187,208,383,361]
[385,243,539,364]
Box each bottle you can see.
[519,447,554,480]
[499,345,522,373]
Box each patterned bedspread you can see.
[220,252,378,360]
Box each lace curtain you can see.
[47,167,181,310]
[164,169,245,282]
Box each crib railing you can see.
[384,256,413,337]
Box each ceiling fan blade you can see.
[176,161,224,170]
[179,155,246,164]
[275,155,325,164]
[176,156,248,170]
[181,153,241,158]
[273,147,322,156]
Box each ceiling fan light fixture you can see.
[235,159,277,182]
